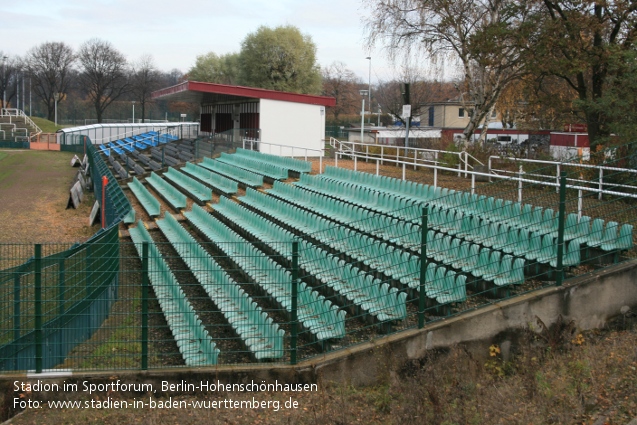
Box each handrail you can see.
[488,154,637,200]
[0,108,42,141]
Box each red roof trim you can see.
[152,81,336,107]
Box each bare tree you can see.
[375,66,456,126]
[131,54,161,123]
[24,42,75,121]
[0,53,22,109]
[321,61,361,121]
[78,38,129,123]
[365,0,532,142]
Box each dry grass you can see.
[0,150,97,244]
[4,316,636,425]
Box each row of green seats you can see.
[129,222,219,366]
[200,157,264,187]
[184,205,346,341]
[296,173,421,221]
[155,212,284,360]
[423,263,468,304]
[268,181,418,244]
[214,197,296,259]
[299,241,407,323]
[219,187,470,310]
[217,152,288,180]
[244,185,528,293]
[164,167,212,203]
[181,162,238,195]
[322,166,633,256]
[241,188,334,236]
[236,187,419,310]
[127,177,160,217]
[319,167,628,265]
[146,172,187,210]
[242,188,429,290]
[428,232,526,286]
[235,148,312,173]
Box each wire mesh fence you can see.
[0,136,635,374]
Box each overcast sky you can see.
[1,0,407,84]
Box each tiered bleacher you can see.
[123,148,633,363]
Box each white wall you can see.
[259,99,325,157]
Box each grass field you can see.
[30,117,69,133]
[0,149,97,244]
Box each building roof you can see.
[152,81,336,107]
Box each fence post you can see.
[290,241,299,365]
[58,254,65,315]
[35,244,43,374]
[418,208,429,329]
[86,244,92,296]
[434,152,438,188]
[518,165,523,203]
[335,145,339,168]
[101,176,109,229]
[13,269,21,342]
[141,241,149,370]
[556,172,567,286]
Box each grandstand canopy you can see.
[152,81,336,157]
[152,81,336,107]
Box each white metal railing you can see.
[243,137,326,172]
[329,137,486,186]
[328,139,637,218]
[0,108,42,141]
[489,155,637,201]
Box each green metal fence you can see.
[0,138,635,373]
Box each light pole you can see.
[2,56,7,109]
[53,92,60,126]
[359,90,368,144]
[132,101,135,123]
[366,57,372,124]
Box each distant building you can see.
[345,126,441,147]
[419,99,501,129]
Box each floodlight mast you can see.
[366,57,371,124]
[2,56,7,109]
[360,89,369,144]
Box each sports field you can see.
[0,150,96,243]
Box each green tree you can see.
[187,52,239,85]
[238,25,321,94]
[529,0,637,147]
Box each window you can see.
[491,110,497,118]
[458,108,465,118]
